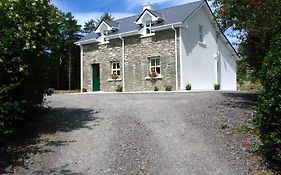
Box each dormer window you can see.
[135,4,163,38]
[94,20,119,44]
[145,21,153,35]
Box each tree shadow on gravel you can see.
[33,164,85,175]
[221,92,258,110]
[0,107,102,174]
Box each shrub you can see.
[116,85,123,92]
[45,88,54,96]
[214,84,220,90]
[82,88,87,92]
[186,84,191,90]
[254,34,281,163]
[165,85,173,91]
[154,86,159,91]
[0,0,62,135]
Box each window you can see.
[150,57,161,76]
[111,62,120,78]
[145,21,152,34]
[199,25,204,43]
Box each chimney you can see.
[143,2,154,11]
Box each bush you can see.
[45,88,54,96]
[82,88,87,92]
[116,85,123,92]
[154,86,159,91]
[254,34,281,163]
[165,85,173,91]
[186,84,191,90]
[214,84,220,90]
[0,0,61,135]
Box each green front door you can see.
[92,64,100,91]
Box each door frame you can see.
[91,63,100,91]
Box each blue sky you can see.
[51,0,200,26]
[51,0,239,46]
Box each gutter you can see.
[79,44,84,93]
[119,35,125,92]
[75,23,182,45]
[172,25,178,91]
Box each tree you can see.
[211,0,281,166]
[255,34,281,164]
[48,12,81,90]
[211,0,281,72]
[83,12,115,34]
[96,12,114,25]
[83,19,96,34]
[0,0,62,134]
[61,12,81,90]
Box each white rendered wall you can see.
[218,40,237,90]
[180,5,237,90]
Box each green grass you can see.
[53,89,80,94]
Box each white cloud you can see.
[73,12,136,26]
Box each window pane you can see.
[156,58,160,66]
[117,70,120,76]
[151,59,155,66]
[113,70,116,74]
[151,67,155,72]
[117,63,120,68]
[113,63,116,69]
[156,67,161,74]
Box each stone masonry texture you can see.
[83,29,180,92]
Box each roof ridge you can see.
[113,0,204,23]
[157,0,204,13]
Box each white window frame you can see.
[111,62,121,77]
[141,21,155,37]
[150,57,161,76]
[199,25,204,43]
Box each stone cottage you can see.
[75,0,239,92]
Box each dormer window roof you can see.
[135,9,164,25]
[95,20,119,34]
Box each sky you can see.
[51,0,200,26]
[50,0,238,46]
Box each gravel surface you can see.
[7,91,262,175]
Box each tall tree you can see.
[83,19,96,34]
[62,12,81,90]
[83,13,115,34]
[211,0,281,72]
[96,12,114,24]
[0,0,62,134]
[49,12,81,90]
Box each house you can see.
[75,0,239,92]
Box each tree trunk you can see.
[68,46,72,90]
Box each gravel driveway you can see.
[11,92,260,175]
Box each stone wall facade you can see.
[83,29,180,92]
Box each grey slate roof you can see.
[95,20,119,30]
[135,9,164,22]
[78,0,204,42]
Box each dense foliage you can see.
[48,12,81,90]
[0,0,62,134]
[83,12,115,34]
[211,0,281,72]
[211,0,281,165]
[255,35,281,163]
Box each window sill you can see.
[141,33,155,38]
[99,41,109,45]
[107,78,122,82]
[198,42,206,47]
[145,76,163,80]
